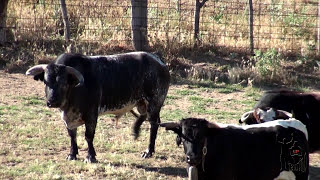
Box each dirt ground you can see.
[0,70,319,179]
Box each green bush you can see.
[253,48,282,78]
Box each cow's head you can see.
[26,63,84,108]
[160,118,218,166]
[240,107,292,124]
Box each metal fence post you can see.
[248,0,254,55]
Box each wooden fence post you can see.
[248,0,254,55]
[131,0,149,51]
[317,0,320,55]
[0,0,9,45]
[60,0,72,52]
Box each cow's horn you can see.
[26,64,48,76]
[65,66,84,87]
[240,110,255,123]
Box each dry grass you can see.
[0,71,319,179]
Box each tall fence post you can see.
[0,0,9,45]
[248,0,254,55]
[60,0,72,52]
[131,0,149,51]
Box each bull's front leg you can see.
[84,116,97,163]
[66,128,78,160]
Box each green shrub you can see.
[253,48,282,78]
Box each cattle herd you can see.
[26,52,319,180]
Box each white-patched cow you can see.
[161,118,309,180]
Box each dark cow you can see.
[26,52,170,162]
[161,118,309,180]
[240,90,320,153]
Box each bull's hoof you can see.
[133,132,139,140]
[66,154,77,161]
[84,155,97,163]
[141,149,153,158]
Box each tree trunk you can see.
[131,0,148,51]
[194,0,207,46]
[0,0,9,45]
[60,0,72,52]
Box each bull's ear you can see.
[276,110,292,119]
[159,122,181,135]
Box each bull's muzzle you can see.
[46,100,60,108]
[186,155,200,166]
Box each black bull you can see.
[26,52,170,162]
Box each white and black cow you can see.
[26,52,170,162]
[161,118,309,180]
[240,90,320,153]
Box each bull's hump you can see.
[89,52,166,66]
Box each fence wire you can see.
[2,0,320,55]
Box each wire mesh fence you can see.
[2,0,320,56]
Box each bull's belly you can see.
[98,103,136,117]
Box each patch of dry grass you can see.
[0,72,319,179]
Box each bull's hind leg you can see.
[133,114,147,140]
[66,128,78,160]
[132,100,148,139]
[141,109,160,158]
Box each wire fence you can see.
[2,0,320,56]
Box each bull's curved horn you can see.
[276,110,292,119]
[159,122,180,129]
[240,110,255,123]
[65,66,84,87]
[25,64,48,76]
[207,122,220,128]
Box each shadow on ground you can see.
[135,164,187,178]
[309,166,320,180]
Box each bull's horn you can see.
[207,122,220,128]
[65,66,84,87]
[26,64,48,76]
[276,110,292,119]
[159,122,180,129]
[240,110,255,123]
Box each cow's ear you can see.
[176,136,182,147]
[160,122,182,135]
[239,110,255,124]
[276,110,292,119]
